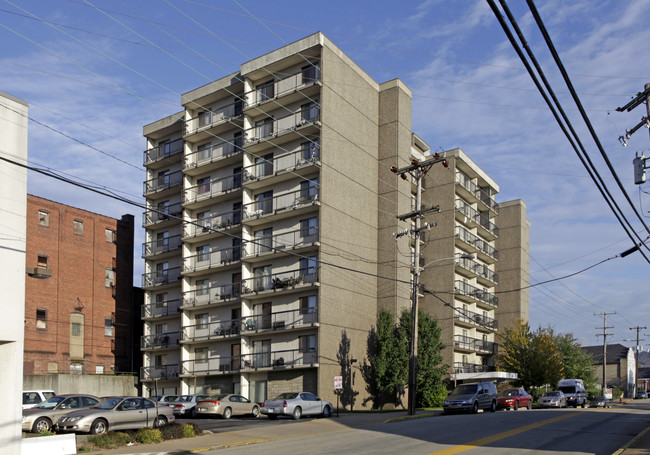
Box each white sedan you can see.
[261,392,333,420]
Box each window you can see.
[300,256,318,283]
[73,219,84,235]
[299,335,316,352]
[38,210,49,227]
[36,309,47,330]
[96,365,105,374]
[300,217,318,241]
[254,227,273,254]
[300,140,319,162]
[302,63,320,84]
[255,190,273,214]
[104,316,113,336]
[300,102,318,123]
[70,363,83,375]
[233,132,243,153]
[255,118,274,139]
[196,279,209,296]
[255,154,273,178]
[197,143,211,161]
[300,178,318,202]
[70,314,84,360]
[256,80,275,102]
[197,177,211,195]
[71,322,82,337]
[105,268,115,287]
[195,313,208,330]
[196,245,210,262]
[155,293,167,308]
[195,347,208,362]
[197,211,210,230]
[37,255,48,268]
[105,228,115,242]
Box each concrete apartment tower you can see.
[140,33,528,405]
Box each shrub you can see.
[181,423,197,438]
[135,428,163,445]
[89,431,134,449]
[160,422,202,440]
[37,429,55,437]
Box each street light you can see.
[407,252,475,415]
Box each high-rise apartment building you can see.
[140,33,528,404]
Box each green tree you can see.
[552,331,597,387]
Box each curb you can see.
[612,424,650,455]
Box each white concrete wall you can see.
[0,91,28,455]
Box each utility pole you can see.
[392,153,448,415]
[595,312,616,393]
[616,83,650,184]
[630,326,646,395]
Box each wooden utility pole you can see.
[595,312,616,392]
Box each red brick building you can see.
[24,195,137,375]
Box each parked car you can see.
[167,394,210,418]
[590,396,611,408]
[261,392,333,420]
[635,390,647,399]
[22,390,56,410]
[497,388,533,410]
[54,396,174,435]
[196,394,260,419]
[22,394,100,433]
[151,395,179,404]
[538,391,566,408]
[443,382,498,414]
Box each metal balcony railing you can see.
[143,202,183,226]
[143,170,183,195]
[457,256,498,284]
[181,317,241,342]
[240,307,318,332]
[453,307,498,331]
[141,364,180,381]
[182,208,242,239]
[184,140,243,170]
[245,106,320,145]
[455,226,499,261]
[141,298,181,318]
[142,234,182,257]
[243,226,318,258]
[455,280,499,308]
[182,246,241,273]
[243,188,318,220]
[142,266,182,288]
[144,138,183,166]
[245,66,320,107]
[141,331,180,350]
[242,145,319,183]
[183,174,242,205]
[455,172,498,214]
[453,362,495,374]
[240,348,318,370]
[453,335,498,354]
[184,99,244,136]
[241,267,319,294]
[181,282,242,307]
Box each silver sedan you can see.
[55,396,174,434]
[261,392,333,420]
[22,394,100,433]
[538,391,567,408]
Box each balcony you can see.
[244,106,320,153]
[141,331,180,350]
[455,280,498,309]
[240,307,318,334]
[142,266,182,289]
[453,362,496,374]
[141,298,181,319]
[242,226,319,263]
[142,234,182,259]
[453,335,498,354]
[243,66,321,116]
[455,172,498,215]
[455,199,498,240]
[181,282,241,309]
[181,317,241,344]
[242,267,319,298]
[454,226,498,263]
[143,202,183,228]
[181,355,241,376]
[242,145,320,191]
[453,307,498,331]
[240,348,318,371]
[182,208,242,243]
[182,246,241,276]
[144,138,183,168]
[243,188,319,227]
[183,100,244,143]
[456,256,498,285]
[141,364,180,381]
[184,140,243,175]
[143,170,183,199]
[183,174,242,210]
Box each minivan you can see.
[443,382,498,413]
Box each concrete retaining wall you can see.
[24,374,138,397]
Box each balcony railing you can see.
[184,99,244,136]
[143,202,182,227]
[144,138,183,166]
[181,317,241,342]
[142,266,182,288]
[184,140,243,170]
[181,348,318,376]
[243,227,318,258]
[183,174,242,205]
[181,282,242,308]
[141,364,180,381]
[455,280,498,308]
[455,172,498,214]
[183,208,242,240]
[478,187,499,214]
[182,246,241,273]
[457,256,498,284]
[453,307,498,331]
[241,307,318,332]
[243,188,318,220]
[142,234,182,257]
[245,66,320,107]
[242,267,319,294]
[244,107,320,145]
[141,331,180,349]
[454,335,498,354]
[242,145,319,183]
[141,298,181,318]
[143,170,183,196]
[455,226,499,261]
[182,355,241,375]
[453,362,496,374]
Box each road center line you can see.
[429,412,581,455]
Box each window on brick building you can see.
[73,219,84,235]
[71,322,81,337]
[37,255,48,268]
[105,268,115,287]
[38,210,49,226]
[105,228,115,242]
[105,316,113,336]
[36,309,47,330]
[96,365,105,374]
[70,363,83,374]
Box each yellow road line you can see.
[430,412,581,455]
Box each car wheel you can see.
[33,417,52,433]
[252,406,260,418]
[322,406,332,418]
[190,407,198,419]
[472,401,479,414]
[527,400,532,410]
[223,407,232,419]
[90,419,108,435]
[154,416,167,428]
[268,414,278,420]
[514,401,519,411]
[581,401,586,408]
[490,400,497,412]
[292,406,302,420]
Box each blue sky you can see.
[1,0,649,348]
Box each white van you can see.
[557,379,587,408]
[22,390,56,410]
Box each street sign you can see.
[334,376,343,390]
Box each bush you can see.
[88,431,134,449]
[37,429,55,437]
[135,428,163,445]
[182,423,197,438]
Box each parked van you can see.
[443,382,498,414]
[557,379,587,408]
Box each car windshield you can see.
[558,386,576,393]
[544,392,561,397]
[35,396,66,409]
[92,397,123,410]
[451,384,478,395]
[177,395,195,402]
[275,393,299,400]
[501,390,518,397]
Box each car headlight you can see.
[22,416,29,423]
[59,416,82,423]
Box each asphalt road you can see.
[186,400,650,455]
